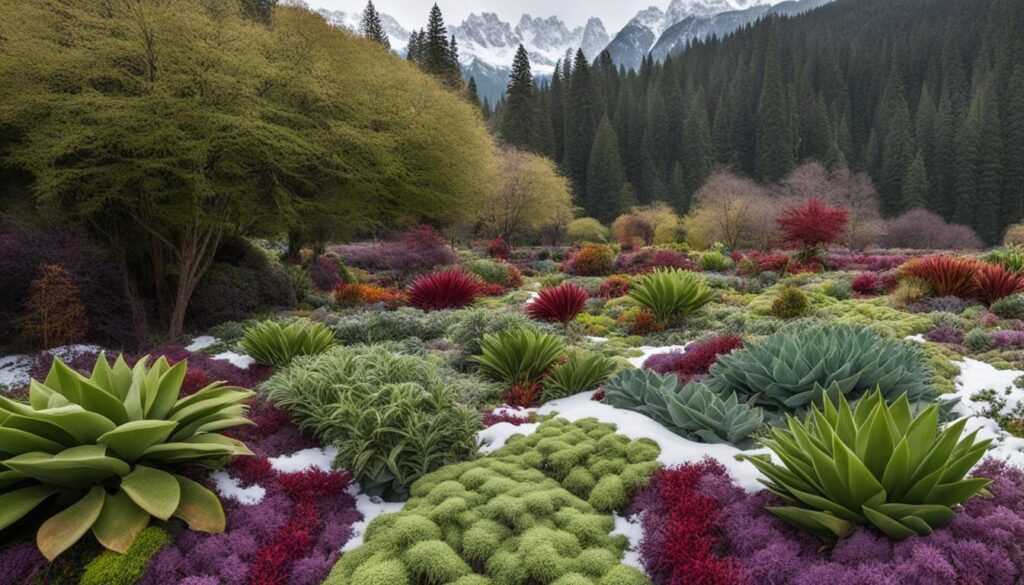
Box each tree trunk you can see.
[166,225,221,339]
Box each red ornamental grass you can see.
[776,197,849,249]
[974,263,1024,306]
[408,269,482,311]
[526,283,589,323]
[901,255,982,298]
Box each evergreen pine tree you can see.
[467,76,480,105]
[499,45,538,151]
[756,38,795,182]
[359,1,390,49]
[418,5,461,90]
[564,49,595,196]
[1003,62,1024,223]
[954,107,980,229]
[669,162,689,213]
[406,30,421,62]
[586,116,628,223]
[681,90,713,197]
[901,150,930,211]
[975,78,1003,242]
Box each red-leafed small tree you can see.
[776,197,849,261]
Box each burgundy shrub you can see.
[487,238,511,259]
[309,255,342,291]
[481,410,536,427]
[990,330,1024,350]
[526,283,589,324]
[851,272,881,296]
[599,276,631,300]
[643,335,744,383]
[332,225,456,277]
[616,248,696,275]
[408,269,482,311]
[776,198,849,251]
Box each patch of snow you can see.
[949,358,1024,468]
[627,344,690,368]
[477,421,541,454]
[269,447,338,473]
[186,335,219,352]
[212,351,254,369]
[0,344,104,391]
[524,291,541,304]
[906,334,926,343]
[342,484,406,552]
[0,354,33,391]
[586,336,609,343]
[611,512,645,570]
[212,470,266,505]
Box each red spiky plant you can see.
[973,263,1024,306]
[408,269,482,311]
[526,283,589,324]
[901,255,983,298]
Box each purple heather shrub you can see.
[906,296,970,315]
[827,253,909,272]
[990,330,1024,349]
[681,458,1024,585]
[179,578,220,585]
[0,543,46,584]
[332,225,456,277]
[923,325,965,345]
[309,254,342,291]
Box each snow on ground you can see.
[186,335,220,352]
[612,512,644,570]
[0,344,104,391]
[626,344,690,368]
[212,470,266,505]
[269,447,338,473]
[585,336,609,343]
[212,350,254,369]
[477,420,541,454]
[949,357,1024,468]
[342,486,406,552]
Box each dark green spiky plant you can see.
[739,390,991,541]
[0,354,253,560]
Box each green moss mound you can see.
[79,527,171,585]
[325,418,658,585]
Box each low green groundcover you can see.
[326,417,661,585]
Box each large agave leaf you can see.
[37,486,105,561]
[173,473,226,533]
[26,405,117,444]
[120,465,181,520]
[91,489,151,553]
[5,445,130,488]
[146,359,187,420]
[0,427,65,456]
[767,506,853,541]
[98,420,178,463]
[0,484,60,531]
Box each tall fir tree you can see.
[680,90,713,197]
[1003,61,1024,223]
[586,116,628,223]
[974,77,1003,241]
[564,49,596,196]
[901,150,930,210]
[499,45,539,151]
[359,1,390,49]
[755,37,795,182]
[416,5,461,90]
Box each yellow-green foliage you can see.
[325,418,658,585]
[822,298,933,338]
[80,527,171,585]
[770,286,810,319]
[918,342,962,394]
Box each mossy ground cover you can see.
[326,417,659,585]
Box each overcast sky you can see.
[305,0,646,32]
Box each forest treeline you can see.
[494,0,1024,244]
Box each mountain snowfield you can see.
[319,0,829,103]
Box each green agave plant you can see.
[628,268,714,322]
[474,329,565,387]
[705,323,938,417]
[604,369,763,447]
[541,352,618,402]
[739,390,991,541]
[0,354,254,560]
[240,319,336,367]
